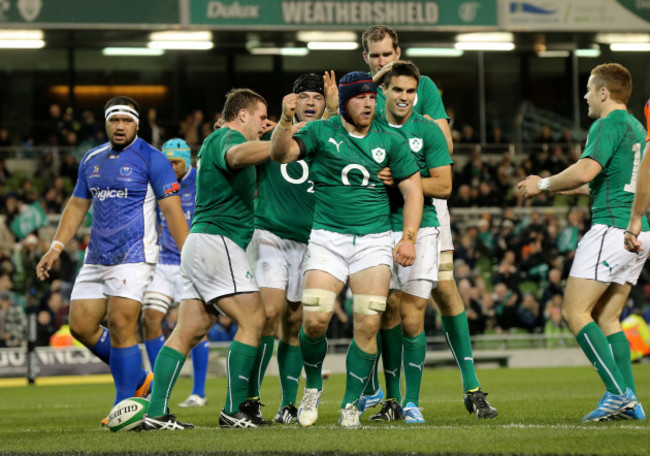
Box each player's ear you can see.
[239,108,248,123]
[362,51,369,64]
[395,46,401,59]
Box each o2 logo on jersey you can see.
[372,147,386,163]
[281,161,314,193]
[341,164,371,187]
[409,138,423,153]
[119,165,133,177]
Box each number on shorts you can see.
[624,143,642,194]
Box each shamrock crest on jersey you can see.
[409,137,423,152]
[372,147,386,163]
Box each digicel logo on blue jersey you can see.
[91,187,129,201]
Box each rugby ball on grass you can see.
[108,397,149,432]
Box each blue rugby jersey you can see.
[73,137,179,265]
[158,166,196,265]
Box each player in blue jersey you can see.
[36,96,189,424]
[139,138,207,408]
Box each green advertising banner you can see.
[0,0,179,26]
[189,0,498,28]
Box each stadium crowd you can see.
[1,101,649,350]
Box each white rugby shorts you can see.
[180,232,258,304]
[247,229,308,303]
[390,226,440,299]
[71,263,155,302]
[569,224,650,285]
[305,229,393,283]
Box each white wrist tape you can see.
[50,240,64,252]
[538,177,551,192]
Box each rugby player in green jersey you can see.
[519,63,647,421]
[248,73,330,424]
[141,89,276,430]
[360,61,453,423]
[360,25,498,419]
[270,71,423,427]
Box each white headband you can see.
[105,104,139,125]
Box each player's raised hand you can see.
[517,175,541,199]
[373,61,396,84]
[324,70,339,113]
[281,93,298,123]
[377,167,394,186]
[36,249,60,281]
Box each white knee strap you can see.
[438,251,454,281]
[142,291,173,314]
[353,294,387,315]
[302,288,336,313]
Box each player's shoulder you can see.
[80,142,111,166]
[418,75,438,90]
[370,119,409,144]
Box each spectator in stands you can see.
[459,124,479,143]
[0,290,25,347]
[0,158,11,186]
[3,193,20,226]
[0,215,15,261]
[139,108,163,149]
[543,145,568,175]
[35,151,57,185]
[544,295,571,347]
[44,177,67,214]
[493,283,519,332]
[542,268,564,305]
[458,278,486,335]
[460,147,493,187]
[557,208,585,254]
[36,289,66,346]
[476,181,500,207]
[78,110,102,145]
[0,127,12,147]
[59,154,78,184]
[493,250,521,292]
[455,228,481,269]
[45,103,64,144]
[494,152,517,195]
[476,217,496,258]
[518,293,541,332]
[451,184,474,208]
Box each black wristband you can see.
[624,230,638,237]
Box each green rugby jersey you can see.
[255,131,315,243]
[191,127,257,249]
[581,109,649,231]
[375,74,449,121]
[293,115,418,235]
[377,113,452,231]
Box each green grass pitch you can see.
[1,364,648,455]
